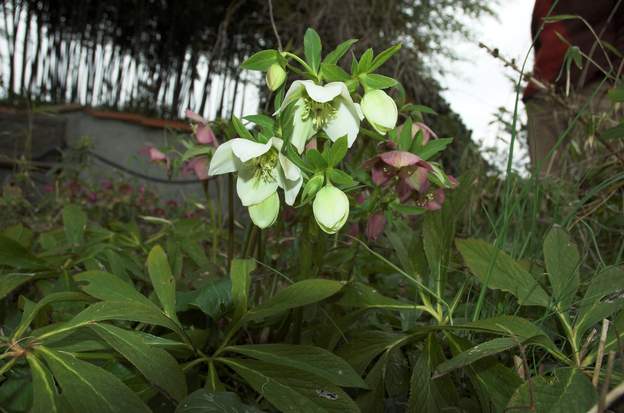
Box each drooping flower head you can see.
[364,150,432,202]
[140,146,170,169]
[186,110,218,147]
[278,80,362,153]
[361,89,398,135]
[208,137,303,228]
[182,157,209,180]
[313,185,350,234]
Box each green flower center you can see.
[301,97,337,130]
[253,148,279,183]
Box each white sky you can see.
[439,1,534,172]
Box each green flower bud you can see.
[361,89,398,135]
[248,192,280,229]
[266,63,287,91]
[312,185,349,234]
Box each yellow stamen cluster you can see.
[416,192,436,207]
[301,97,337,130]
[253,148,279,183]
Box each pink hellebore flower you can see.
[412,122,437,145]
[364,150,432,201]
[366,212,387,241]
[418,188,445,211]
[183,157,209,180]
[186,110,218,146]
[141,146,169,167]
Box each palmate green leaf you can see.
[359,73,397,90]
[230,258,255,323]
[327,168,355,187]
[368,44,401,72]
[0,273,37,300]
[26,353,58,413]
[456,239,550,307]
[175,390,264,413]
[2,224,33,247]
[183,277,232,319]
[13,291,91,339]
[328,136,348,167]
[243,114,275,131]
[320,63,351,82]
[337,281,421,311]
[241,49,280,71]
[63,204,87,246]
[305,149,328,170]
[574,266,624,338]
[506,368,596,413]
[446,333,522,413]
[355,347,388,413]
[232,116,254,140]
[543,227,580,311]
[242,279,344,323]
[39,300,181,342]
[304,28,322,73]
[601,122,624,140]
[225,344,367,389]
[423,200,454,294]
[90,323,187,401]
[457,315,566,362]
[337,330,410,374]
[221,358,359,413]
[74,271,154,308]
[323,39,358,65]
[408,334,458,413]
[357,48,374,74]
[147,245,178,320]
[36,346,150,413]
[433,337,518,378]
[417,138,454,161]
[0,235,47,269]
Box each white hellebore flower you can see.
[312,185,350,234]
[208,137,303,223]
[266,63,287,91]
[248,191,280,229]
[361,89,398,135]
[278,80,363,154]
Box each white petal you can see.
[236,166,278,206]
[282,175,303,206]
[354,102,364,120]
[270,137,284,151]
[361,90,398,135]
[208,140,238,175]
[323,97,361,147]
[275,80,307,114]
[302,81,343,103]
[248,191,280,229]
[231,138,272,163]
[291,99,316,154]
[278,153,301,182]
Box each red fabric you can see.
[524,0,624,100]
[524,0,569,99]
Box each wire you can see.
[86,150,213,185]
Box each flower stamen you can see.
[301,97,337,130]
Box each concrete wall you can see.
[1,108,235,212]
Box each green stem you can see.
[0,357,17,377]
[283,52,318,81]
[558,311,580,365]
[227,174,235,268]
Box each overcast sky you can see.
[439,1,534,171]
